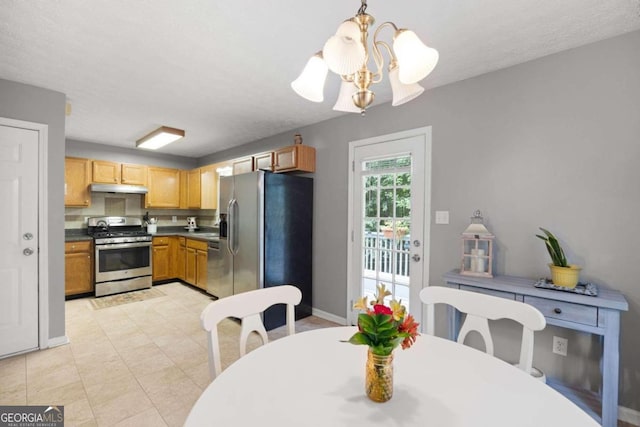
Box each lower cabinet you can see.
[175,237,186,280]
[186,238,208,290]
[152,237,170,281]
[65,240,93,297]
[151,235,207,289]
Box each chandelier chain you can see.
[357,0,368,16]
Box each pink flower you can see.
[373,304,393,315]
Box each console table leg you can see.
[601,309,620,427]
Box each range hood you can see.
[90,183,148,194]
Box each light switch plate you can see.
[435,211,449,224]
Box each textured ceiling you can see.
[1,0,639,158]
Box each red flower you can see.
[373,304,393,315]
[398,314,420,349]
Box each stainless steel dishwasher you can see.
[206,238,232,298]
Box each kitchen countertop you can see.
[64,229,93,242]
[152,230,219,242]
[64,227,219,242]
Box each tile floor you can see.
[0,283,339,426]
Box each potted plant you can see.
[536,227,581,288]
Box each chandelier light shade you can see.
[290,52,329,102]
[323,21,366,75]
[291,0,438,114]
[393,30,440,84]
[136,126,185,150]
[389,66,425,106]
[333,80,361,112]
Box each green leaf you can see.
[357,313,375,332]
[537,227,568,267]
[348,332,372,346]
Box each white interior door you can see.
[348,128,431,324]
[0,123,40,356]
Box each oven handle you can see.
[96,241,152,250]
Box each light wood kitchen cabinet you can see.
[92,160,120,184]
[146,167,181,208]
[65,240,93,296]
[196,247,208,288]
[185,238,208,289]
[92,160,148,185]
[187,168,201,208]
[253,152,274,172]
[152,236,170,281]
[65,157,91,207]
[176,237,186,280]
[200,164,218,210]
[121,163,147,185]
[185,246,197,285]
[274,144,316,173]
[232,157,254,175]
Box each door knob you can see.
[412,254,421,262]
[23,248,34,256]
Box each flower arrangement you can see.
[347,284,420,356]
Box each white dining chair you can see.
[200,285,302,381]
[419,286,546,375]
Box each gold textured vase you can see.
[365,349,393,402]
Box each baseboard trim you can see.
[312,308,347,325]
[48,335,69,348]
[620,405,640,426]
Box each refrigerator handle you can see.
[227,198,235,255]
[230,198,239,255]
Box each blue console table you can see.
[443,270,628,427]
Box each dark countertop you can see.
[65,229,92,242]
[153,228,219,242]
[64,226,219,242]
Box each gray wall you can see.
[66,139,198,170]
[204,30,640,409]
[0,78,66,340]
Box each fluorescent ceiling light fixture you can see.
[136,126,185,150]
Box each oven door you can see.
[95,241,152,283]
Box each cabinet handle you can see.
[553,308,562,314]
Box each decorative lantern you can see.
[460,210,494,277]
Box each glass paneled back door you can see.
[349,130,430,322]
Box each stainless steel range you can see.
[88,216,152,297]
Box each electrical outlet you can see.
[172,216,177,223]
[553,336,568,356]
[84,216,89,224]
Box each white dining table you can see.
[184,326,599,427]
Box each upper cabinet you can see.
[92,160,147,185]
[232,145,316,175]
[232,157,254,175]
[121,163,147,185]
[187,168,201,209]
[200,164,218,210]
[274,145,316,173]
[65,157,91,207]
[92,160,120,184]
[146,167,181,208]
[253,152,274,172]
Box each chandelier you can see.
[291,0,439,115]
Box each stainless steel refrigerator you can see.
[208,171,313,330]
